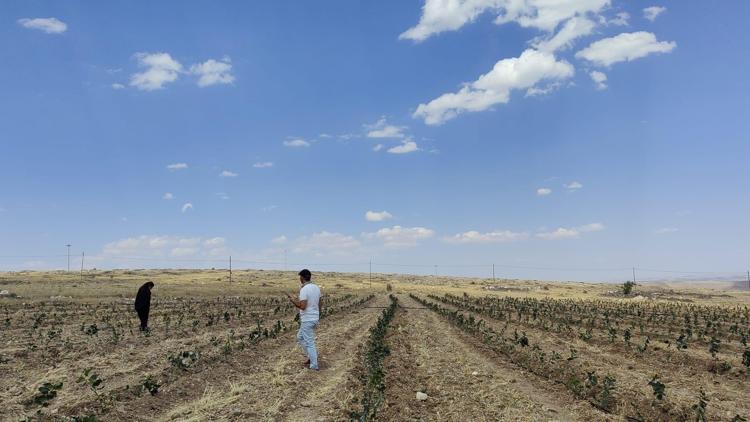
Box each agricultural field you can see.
[1,270,749,421]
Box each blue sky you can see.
[1,1,749,281]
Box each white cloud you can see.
[253,162,274,168]
[564,181,583,191]
[589,70,608,90]
[655,227,678,234]
[537,187,552,196]
[399,0,609,42]
[532,16,596,52]
[272,235,288,244]
[537,222,604,239]
[414,49,574,125]
[445,230,528,244]
[365,210,393,222]
[220,170,238,177]
[163,192,174,200]
[576,32,676,67]
[18,17,67,34]
[525,81,563,97]
[203,237,227,255]
[167,163,188,171]
[262,205,278,212]
[609,11,630,26]
[102,235,227,258]
[373,144,384,152]
[130,52,183,91]
[216,192,230,200]
[643,6,666,22]
[181,203,193,213]
[363,225,435,248]
[111,83,125,90]
[365,117,407,139]
[189,58,235,87]
[283,138,310,148]
[292,231,362,256]
[387,140,420,154]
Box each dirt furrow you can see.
[159,294,390,421]
[379,295,607,422]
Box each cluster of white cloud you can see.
[291,231,362,256]
[643,6,666,22]
[575,31,676,66]
[283,138,310,148]
[589,70,608,90]
[400,0,610,42]
[536,222,604,239]
[364,118,421,154]
[18,17,67,34]
[129,53,234,91]
[102,235,227,258]
[609,11,630,26]
[365,118,407,139]
[181,203,193,213]
[166,162,188,171]
[445,230,528,244]
[538,181,583,195]
[413,49,575,125]
[537,187,552,196]
[253,162,274,168]
[404,1,675,123]
[363,225,435,248]
[365,210,393,222]
[387,140,420,154]
[219,170,238,178]
[190,58,235,87]
[163,192,174,200]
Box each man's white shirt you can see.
[299,282,321,322]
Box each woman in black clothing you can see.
[134,282,154,331]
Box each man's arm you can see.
[286,293,307,310]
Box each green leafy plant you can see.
[33,382,63,406]
[622,281,636,295]
[692,389,709,422]
[141,375,160,396]
[84,324,98,336]
[77,368,103,396]
[648,375,665,400]
[168,350,200,370]
[597,375,617,411]
[709,337,721,358]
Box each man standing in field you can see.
[286,269,322,370]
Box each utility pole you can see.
[80,252,85,281]
[229,256,232,282]
[492,264,495,282]
[66,244,71,272]
[632,267,636,284]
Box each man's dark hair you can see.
[298,269,312,281]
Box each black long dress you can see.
[134,283,152,331]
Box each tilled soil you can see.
[379,295,607,422]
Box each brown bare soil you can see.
[2,270,749,421]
